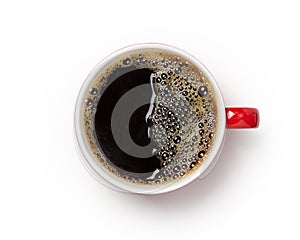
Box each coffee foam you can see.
[82,49,218,185]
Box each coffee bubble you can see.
[122,57,131,65]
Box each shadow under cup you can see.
[74,43,258,194]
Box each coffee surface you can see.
[82,49,218,185]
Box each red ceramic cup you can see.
[74,43,259,194]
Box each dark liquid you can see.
[85,50,218,185]
[95,68,160,176]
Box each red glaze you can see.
[225,108,259,128]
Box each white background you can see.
[1,0,299,239]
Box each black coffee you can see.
[82,50,217,185]
[95,68,160,174]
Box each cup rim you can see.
[74,43,226,194]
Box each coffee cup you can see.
[74,43,259,194]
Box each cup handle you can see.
[225,108,259,128]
